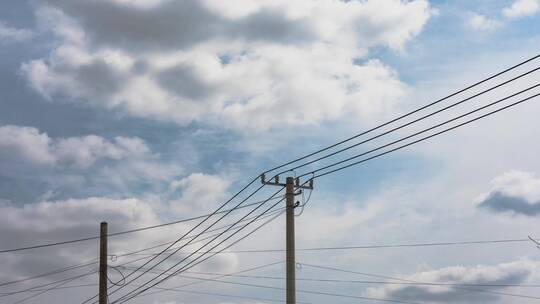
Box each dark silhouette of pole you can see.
[99,222,108,304]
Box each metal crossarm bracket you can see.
[261,174,314,190]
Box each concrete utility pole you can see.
[99,222,108,304]
[261,174,313,304]
[285,177,296,304]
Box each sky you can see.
[1,0,540,303]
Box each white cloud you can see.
[169,173,231,215]
[0,125,150,169]
[0,125,182,201]
[476,171,540,216]
[21,0,434,132]
[467,13,502,31]
[0,21,33,43]
[503,0,540,19]
[366,260,540,302]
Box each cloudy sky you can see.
[1,0,540,303]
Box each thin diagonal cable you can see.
[301,263,540,301]
[0,206,284,291]
[280,66,540,176]
[140,260,284,298]
[262,53,540,175]
[125,270,423,304]
[307,89,540,179]
[187,237,538,254]
[113,204,285,304]
[0,195,284,254]
[0,259,97,288]
[10,271,95,304]
[5,282,304,304]
[166,270,540,288]
[122,266,540,302]
[0,271,97,298]
[82,181,273,304]
[112,191,285,304]
[114,207,285,258]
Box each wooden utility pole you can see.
[285,177,296,304]
[99,222,108,304]
[261,174,313,304]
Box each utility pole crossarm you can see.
[260,174,314,190]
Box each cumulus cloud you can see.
[367,260,539,302]
[0,125,151,169]
[467,13,502,31]
[169,173,231,214]
[0,194,244,288]
[0,125,181,202]
[502,0,540,19]
[0,21,33,43]
[477,170,540,216]
[20,0,434,132]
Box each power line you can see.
[124,266,540,302]
[0,271,97,299]
[301,263,540,301]
[280,66,540,176]
[8,282,303,304]
[0,195,284,254]
[137,237,539,255]
[121,267,423,304]
[262,53,540,175]
[141,260,284,297]
[0,207,284,291]
[81,184,282,304]
[308,89,540,179]
[0,259,97,288]
[112,192,286,304]
[113,207,285,258]
[178,270,540,288]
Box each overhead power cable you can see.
[138,236,540,255]
[112,204,285,304]
[0,195,284,254]
[124,265,540,302]
[0,271,97,299]
[0,206,284,290]
[305,88,540,179]
[280,66,540,176]
[169,270,540,288]
[7,282,303,304]
[262,53,540,175]
[112,192,286,304]
[81,183,282,304]
[301,263,540,301]
[140,260,284,298]
[120,268,422,304]
[0,259,97,288]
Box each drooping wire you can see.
[288,84,540,180]
[81,181,275,304]
[112,189,285,304]
[106,266,126,287]
[277,66,540,177]
[0,207,285,301]
[300,263,540,301]
[0,195,284,254]
[113,202,286,303]
[261,53,540,176]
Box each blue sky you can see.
[1,1,540,304]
